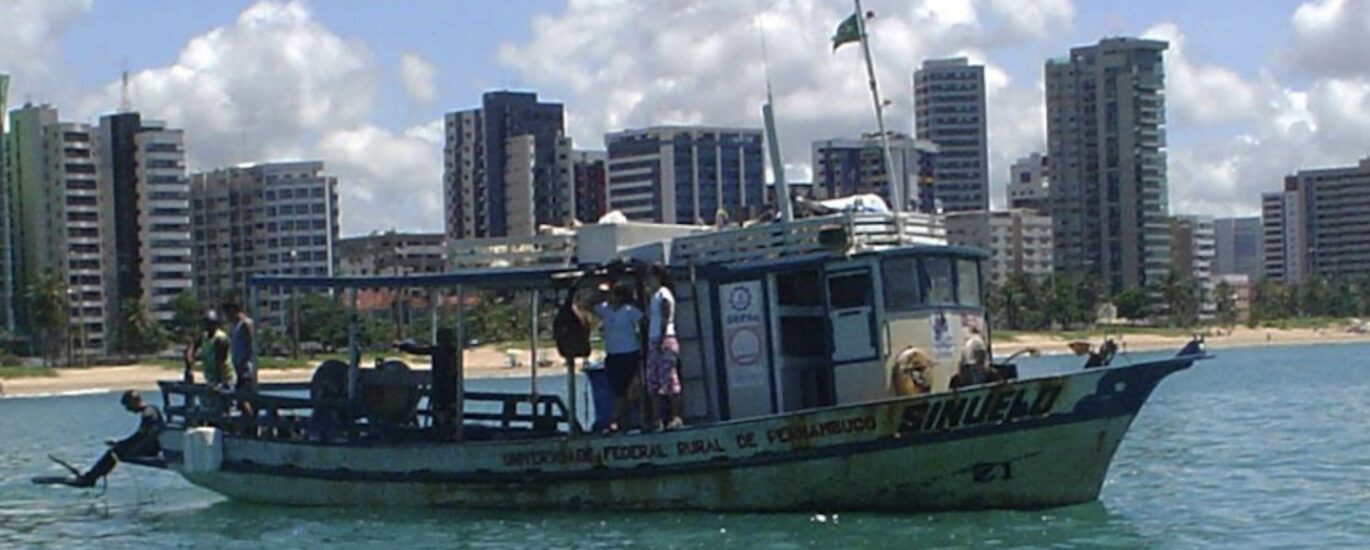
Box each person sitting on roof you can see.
[950,325,1002,389]
[37,390,163,488]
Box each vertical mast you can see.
[852,0,902,212]
[758,15,793,222]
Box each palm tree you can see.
[27,269,68,367]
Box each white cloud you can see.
[1143,22,1261,125]
[1288,0,1370,78]
[76,0,376,168]
[499,0,1072,204]
[0,0,91,104]
[69,1,444,235]
[314,120,444,234]
[398,53,438,105]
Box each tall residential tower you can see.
[443,91,573,240]
[604,126,765,225]
[1045,37,1170,294]
[914,58,989,213]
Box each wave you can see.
[0,388,113,400]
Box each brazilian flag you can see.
[832,12,861,52]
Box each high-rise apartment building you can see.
[97,113,192,326]
[573,150,608,223]
[4,105,110,356]
[0,73,11,334]
[1214,216,1262,280]
[1007,153,1050,212]
[945,209,1054,287]
[604,126,765,224]
[1170,215,1216,318]
[914,57,989,212]
[191,161,340,329]
[443,91,573,240]
[1046,37,1170,295]
[1262,157,1370,284]
[811,132,938,211]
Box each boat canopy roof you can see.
[248,264,584,290]
[697,243,989,278]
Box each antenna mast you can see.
[757,13,794,222]
[119,59,132,113]
[852,0,903,212]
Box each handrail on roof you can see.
[247,265,583,290]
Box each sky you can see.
[2,0,1368,237]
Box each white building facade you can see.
[945,209,1054,287]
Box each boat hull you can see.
[159,357,1191,511]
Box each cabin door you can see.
[826,268,877,363]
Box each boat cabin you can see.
[157,211,994,441]
[664,213,990,423]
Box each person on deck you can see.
[184,310,235,414]
[65,390,164,487]
[647,264,684,430]
[223,301,256,418]
[582,283,644,434]
[949,325,1001,389]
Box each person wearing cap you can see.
[65,390,164,487]
[184,310,234,416]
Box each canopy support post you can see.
[566,356,579,436]
[454,285,465,442]
[429,289,439,345]
[347,287,359,401]
[529,289,540,407]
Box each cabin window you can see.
[881,257,921,312]
[956,259,982,306]
[920,257,956,305]
[776,270,821,307]
[827,273,870,309]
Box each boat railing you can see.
[158,380,577,442]
[669,211,946,267]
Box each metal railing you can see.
[158,381,577,443]
[670,211,947,267]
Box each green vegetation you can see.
[0,365,58,379]
[1249,276,1370,328]
[27,269,68,367]
[115,299,170,357]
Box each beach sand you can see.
[0,345,565,398]
[5,327,1370,397]
[993,325,1370,357]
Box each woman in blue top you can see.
[586,283,643,434]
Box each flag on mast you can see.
[831,12,861,51]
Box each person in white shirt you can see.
[586,283,643,433]
[646,264,684,430]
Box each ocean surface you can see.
[2,343,1369,548]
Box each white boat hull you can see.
[158,357,1190,511]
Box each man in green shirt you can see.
[183,311,234,415]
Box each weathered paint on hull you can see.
[178,414,1133,511]
[161,357,1189,511]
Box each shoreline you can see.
[4,327,1369,398]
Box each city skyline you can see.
[1,0,1367,236]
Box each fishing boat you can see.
[138,210,1204,511]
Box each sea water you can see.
[2,343,1369,548]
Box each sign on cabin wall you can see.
[721,280,773,417]
[931,310,957,361]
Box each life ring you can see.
[891,347,934,397]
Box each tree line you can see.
[986,269,1219,331]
